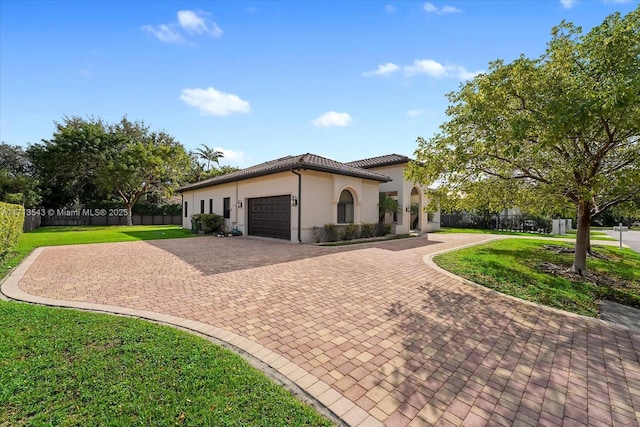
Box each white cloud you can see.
[311,111,352,128]
[141,23,185,43]
[363,62,400,76]
[423,2,461,14]
[407,110,425,118]
[404,59,483,80]
[180,87,251,116]
[142,10,222,43]
[177,10,223,37]
[385,4,397,13]
[214,147,246,164]
[560,0,577,8]
[405,59,448,78]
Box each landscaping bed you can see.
[434,238,640,317]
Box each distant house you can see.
[177,153,440,243]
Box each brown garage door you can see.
[247,195,291,240]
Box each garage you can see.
[247,195,291,240]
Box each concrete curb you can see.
[1,247,381,427]
[422,236,638,334]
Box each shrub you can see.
[343,223,358,241]
[199,213,225,234]
[360,223,375,238]
[323,224,339,242]
[0,202,24,261]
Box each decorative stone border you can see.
[1,247,382,427]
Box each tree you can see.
[195,144,224,170]
[95,118,191,226]
[201,165,240,180]
[27,116,109,207]
[407,8,640,275]
[378,192,401,223]
[0,143,41,207]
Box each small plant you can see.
[190,214,202,233]
[360,223,375,238]
[323,224,338,242]
[343,223,358,241]
[199,213,225,234]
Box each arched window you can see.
[337,190,354,223]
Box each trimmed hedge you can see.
[312,223,392,243]
[0,202,24,261]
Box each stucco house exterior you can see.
[346,154,441,234]
[177,153,440,243]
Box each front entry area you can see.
[247,195,291,240]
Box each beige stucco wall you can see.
[181,169,382,243]
[366,163,440,234]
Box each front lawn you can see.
[0,301,330,426]
[1,225,330,425]
[434,238,640,317]
[1,225,197,279]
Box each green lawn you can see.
[434,227,616,240]
[0,301,331,426]
[434,238,640,317]
[0,225,330,425]
[1,225,197,280]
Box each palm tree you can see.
[379,192,401,223]
[195,144,224,170]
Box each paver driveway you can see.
[4,234,640,426]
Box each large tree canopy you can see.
[28,116,191,224]
[407,8,640,275]
[95,118,191,225]
[0,143,40,207]
[28,117,109,207]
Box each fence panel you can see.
[440,213,552,234]
[23,215,41,232]
[40,214,181,227]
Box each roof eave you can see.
[177,163,391,192]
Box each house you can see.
[177,153,440,243]
[346,154,441,234]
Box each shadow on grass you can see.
[119,229,196,241]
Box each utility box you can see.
[565,218,573,231]
[552,219,567,235]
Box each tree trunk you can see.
[126,205,133,226]
[572,201,591,276]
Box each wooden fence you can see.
[24,214,182,230]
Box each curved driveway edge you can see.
[1,247,374,427]
[3,235,640,426]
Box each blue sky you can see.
[1,1,637,167]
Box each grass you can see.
[1,225,198,280]
[0,301,331,426]
[0,225,330,425]
[434,227,617,240]
[434,238,640,317]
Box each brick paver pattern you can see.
[18,234,640,426]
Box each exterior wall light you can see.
[291,195,298,207]
[236,200,243,208]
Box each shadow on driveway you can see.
[139,235,440,276]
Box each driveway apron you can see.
[5,234,640,426]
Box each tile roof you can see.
[345,153,411,169]
[178,153,391,192]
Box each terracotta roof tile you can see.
[178,153,391,192]
[345,153,411,169]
